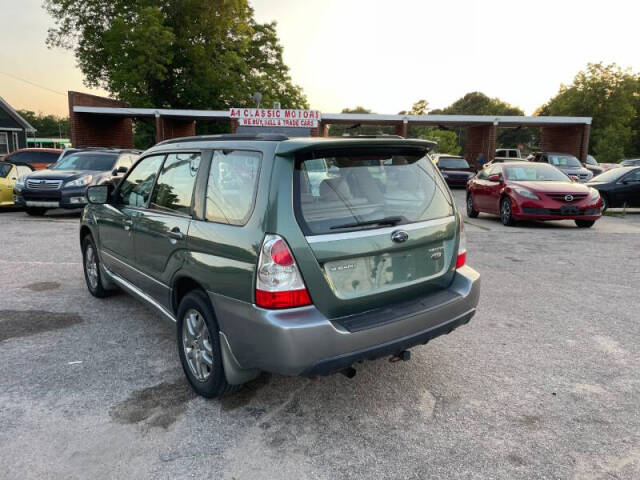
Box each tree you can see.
[431,92,533,151]
[17,110,69,137]
[422,129,461,155]
[399,99,429,116]
[432,92,523,117]
[397,100,462,152]
[592,124,631,161]
[44,0,308,112]
[539,63,640,162]
[328,107,394,137]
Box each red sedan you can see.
[466,162,603,228]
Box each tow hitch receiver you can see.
[389,350,411,363]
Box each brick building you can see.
[68,91,592,166]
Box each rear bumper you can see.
[209,265,480,376]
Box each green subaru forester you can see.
[81,134,480,397]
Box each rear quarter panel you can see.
[180,143,278,303]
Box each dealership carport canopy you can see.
[68,91,592,166]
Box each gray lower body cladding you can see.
[209,265,480,376]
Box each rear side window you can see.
[295,151,454,235]
[119,155,165,207]
[150,153,201,215]
[205,150,261,225]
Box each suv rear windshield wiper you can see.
[330,216,404,230]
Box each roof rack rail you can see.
[72,146,142,152]
[339,134,405,139]
[156,133,290,146]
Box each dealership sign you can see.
[230,108,321,128]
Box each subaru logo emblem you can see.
[391,230,409,243]
[564,194,574,202]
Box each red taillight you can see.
[270,239,294,266]
[256,234,312,309]
[255,289,311,309]
[456,214,467,269]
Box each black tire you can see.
[575,220,595,228]
[600,194,608,212]
[25,208,47,216]
[466,193,479,218]
[81,235,114,298]
[500,196,515,226]
[177,290,233,398]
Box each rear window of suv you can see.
[7,151,60,165]
[294,149,454,235]
[437,157,470,169]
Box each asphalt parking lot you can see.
[1,192,639,480]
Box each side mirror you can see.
[112,166,128,176]
[488,174,501,182]
[569,175,579,182]
[87,185,111,205]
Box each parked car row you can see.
[7,134,640,399]
[8,148,140,215]
[431,150,640,227]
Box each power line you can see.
[0,71,67,96]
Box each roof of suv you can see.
[148,134,437,156]
[63,147,142,153]
[532,151,578,156]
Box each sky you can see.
[0,0,638,117]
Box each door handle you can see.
[168,227,184,241]
[123,218,133,231]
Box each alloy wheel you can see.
[85,245,99,290]
[182,309,213,382]
[501,198,511,225]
